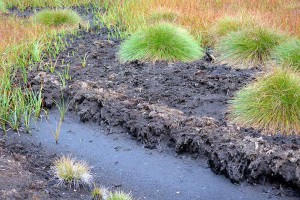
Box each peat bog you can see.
[29,26,300,194]
[1,3,300,200]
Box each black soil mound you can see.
[28,26,300,190]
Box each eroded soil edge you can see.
[29,26,300,191]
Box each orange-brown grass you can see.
[0,16,50,63]
[106,0,300,44]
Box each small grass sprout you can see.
[119,23,204,62]
[216,27,284,67]
[272,38,300,70]
[31,40,43,62]
[23,105,33,133]
[107,191,133,200]
[230,69,300,135]
[30,86,43,121]
[57,71,67,89]
[33,9,82,27]
[46,56,59,73]
[78,52,90,68]
[53,156,93,188]
[92,185,109,200]
[51,117,63,144]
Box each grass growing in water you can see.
[53,156,93,188]
[216,27,284,67]
[119,23,204,62]
[33,9,82,27]
[230,69,300,135]
[272,38,300,70]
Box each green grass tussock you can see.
[107,191,133,200]
[119,23,204,62]
[3,0,101,10]
[33,9,82,27]
[230,69,300,135]
[209,16,257,43]
[0,0,6,12]
[148,8,179,23]
[272,38,300,70]
[216,27,284,67]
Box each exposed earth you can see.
[0,137,90,200]
[1,8,300,200]
[2,112,299,200]
[31,26,300,187]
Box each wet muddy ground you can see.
[0,137,90,200]
[26,25,300,193]
[2,112,299,200]
[2,7,300,199]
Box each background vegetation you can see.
[3,0,101,10]
[33,9,82,26]
[99,0,300,44]
[272,38,300,70]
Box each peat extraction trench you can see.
[21,25,300,199]
[8,112,298,200]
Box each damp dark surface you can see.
[26,25,300,190]
[3,7,299,198]
[5,112,298,200]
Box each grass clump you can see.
[272,38,300,70]
[209,15,258,43]
[230,69,300,135]
[33,9,82,27]
[216,27,284,67]
[119,23,204,62]
[107,191,133,200]
[102,0,300,46]
[92,186,109,200]
[53,156,93,188]
[0,0,6,12]
[148,8,179,23]
[3,0,101,10]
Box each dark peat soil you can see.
[25,25,300,195]
[0,138,90,200]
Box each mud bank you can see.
[5,112,299,200]
[27,25,300,191]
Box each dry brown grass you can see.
[108,0,299,44]
[0,16,50,63]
